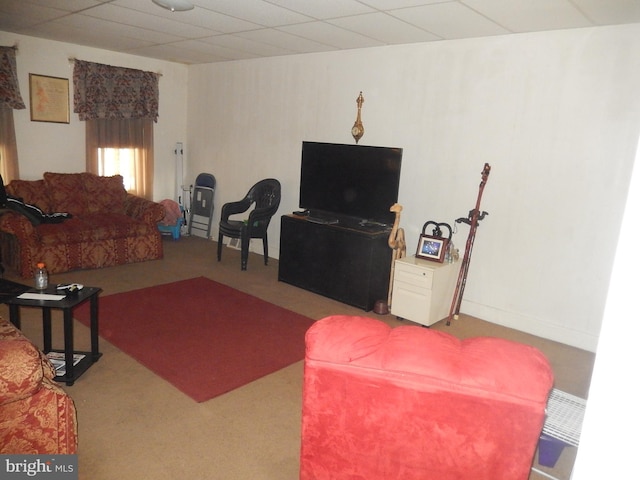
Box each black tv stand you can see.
[278,214,392,311]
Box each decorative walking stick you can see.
[387,203,406,306]
[446,163,491,326]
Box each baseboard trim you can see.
[461,300,599,352]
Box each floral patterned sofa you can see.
[0,172,164,278]
[0,315,78,454]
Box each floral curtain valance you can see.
[73,60,159,122]
[0,46,25,110]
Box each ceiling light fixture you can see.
[151,0,194,12]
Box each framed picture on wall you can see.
[416,235,448,263]
[29,74,70,124]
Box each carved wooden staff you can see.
[446,163,491,326]
[387,203,406,306]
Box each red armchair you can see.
[0,316,78,454]
[300,315,554,480]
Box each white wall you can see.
[572,122,640,479]
[0,32,188,201]
[187,24,640,351]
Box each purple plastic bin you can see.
[538,433,567,467]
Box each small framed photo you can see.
[416,235,448,263]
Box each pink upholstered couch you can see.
[0,315,78,454]
[0,172,164,278]
[300,315,554,480]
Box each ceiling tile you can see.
[239,28,339,54]
[83,3,218,38]
[328,12,441,44]
[279,21,385,50]
[111,0,262,33]
[0,1,69,26]
[263,0,375,19]
[200,33,297,57]
[359,0,445,9]
[572,0,640,24]
[389,2,510,39]
[56,13,184,44]
[21,21,156,53]
[190,0,313,27]
[20,0,111,11]
[129,42,231,63]
[171,38,259,60]
[462,0,592,32]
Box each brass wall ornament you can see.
[351,91,364,144]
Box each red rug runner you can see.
[74,276,315,402]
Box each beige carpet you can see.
[0,235,594,480]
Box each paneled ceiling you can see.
[1,0,639,65]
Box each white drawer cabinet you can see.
[391,256,461,326]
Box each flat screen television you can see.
[299,141,403,226]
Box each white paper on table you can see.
[17,292,66,301]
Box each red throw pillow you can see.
[83,173,127,214]
[43,172,87,216]
[5,179,53,212]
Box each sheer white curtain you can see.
[85,117,155,199]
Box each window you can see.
[98,147,136,191]
[86,118,154,199]
[73,60,158,200]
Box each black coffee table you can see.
[0,277,30,302]
[7,284,102,386]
